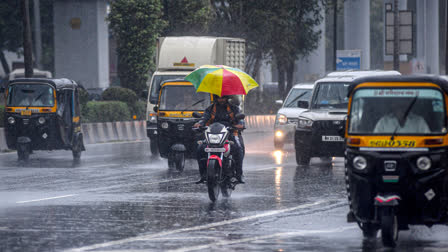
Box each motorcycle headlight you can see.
[277,114,287,125]
[8,117,15,124]
[208,133,223,144]
[161,122,169,129]
[38,117,46,124]
[353,156,367,170]
[298,117,313,128]
[416,156,431,171]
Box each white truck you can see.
[146,36,246,155]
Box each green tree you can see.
[162,0,214,36]
[108,0,167,96]
[0,1,23,75]
[270,0,323,97]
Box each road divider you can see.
[0,115,275,151]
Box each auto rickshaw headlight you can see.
[416,156,431,171]
[149,116,157,123]
[353,156,367,170]
[38,117,46,124]
[7,117,15,124]
[161,122,169,129]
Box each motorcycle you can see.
[193,112,245,202]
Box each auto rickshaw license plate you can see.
[369,140,416,148]
[21,110,32,116]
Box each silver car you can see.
[274,83,314,149]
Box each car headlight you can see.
[8,117,15,124]
[416,156,431,171]
[208,134,223,144]
[298,118,313,128]
[275,130,283,138]
[277,114,287,125]
[161,122,169,129]
[38,117,46,124]
[353,156,367,170]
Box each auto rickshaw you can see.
[344,75,448,247]
[154,79,212,171]
[3,78,85,161]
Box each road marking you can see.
[167,226,357,252]
[16,194,77,204]
[65,200,327,252]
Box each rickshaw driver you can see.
[373,98,430,133]
[193,95,246,184]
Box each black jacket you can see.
[198,102,244,127]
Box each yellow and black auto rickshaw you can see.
[3,78,85,161]
[154,79,212,171]
[344,75,448,247]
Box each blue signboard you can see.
[336,57,361,70]
[336,50,361,70]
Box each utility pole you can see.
[446,0,448,74]
[393,0,400,71]
[333,0,337,71]
[33,0,42,70]
[22,0,34,77]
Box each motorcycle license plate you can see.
[21,110,32,116]
[205,147,226,152]
[322,135,344,142]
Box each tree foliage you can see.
[0,0,23,74]
[161,0,214,36]
[210,0,323,97]
[108,0,167,96]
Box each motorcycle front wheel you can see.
[207,159,220,202]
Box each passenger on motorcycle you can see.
[193,95,246,184]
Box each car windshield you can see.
[349,88,446,135]
[149,75,186,103]
[284,88,311,108]
[159,85,210,111]
[7,84,55,107]
[311,82,349,109]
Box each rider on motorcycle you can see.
[193,95,246,184]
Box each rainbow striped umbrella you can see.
[185,65,259,97]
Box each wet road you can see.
[0,132,447,251]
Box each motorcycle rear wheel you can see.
[207,159,220,202]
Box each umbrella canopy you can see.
[185,65,259,97]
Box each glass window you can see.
[283,89,312,108]
[349,88,446,135]
[149,75,187,104]
[7,84,55,107]
[159,85,210,111]
[311,82,350,109]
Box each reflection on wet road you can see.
[0,132,447,251]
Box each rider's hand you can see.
[234,124,244,129]
[193,123,201,128]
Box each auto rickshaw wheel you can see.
[17,148,30,162]
[174,152,185,172]
[207,159,220,202]
[150,139,159,156]
[295,149,311,165]
[168,157,175,169]
[360,222,379,239]
[381,208,398,247]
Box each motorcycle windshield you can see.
[159,86,210,111]
[7,84,55,107]
[349,88,446,135]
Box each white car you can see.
[274,83,314,149]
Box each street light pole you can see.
[22,0,34,77]
[33,0,42,70]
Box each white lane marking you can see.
[16,194,77,204]
[65,200,327,252]
[142,177,192,186]
[167,226,357,252]
[89,164,120,168]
